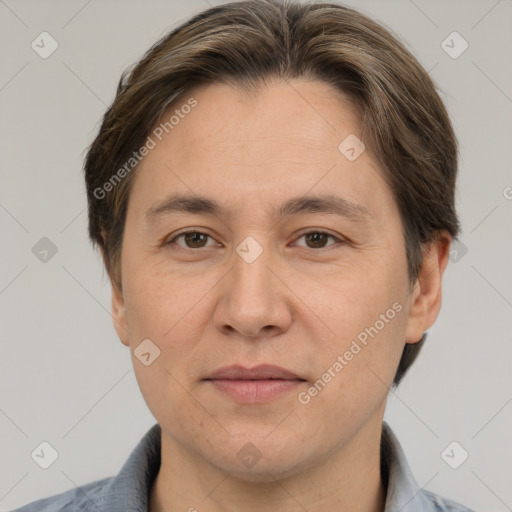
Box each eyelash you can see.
[165,230,344,251]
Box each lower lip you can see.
[209,379,304,404]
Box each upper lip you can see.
[206,364,305,381]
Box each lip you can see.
[207,364,304,381]
[205,364,306,404]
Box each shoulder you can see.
[381,422,477,512]
[9,476,112,512]
[11,423,162,512]
[422,489,477,512]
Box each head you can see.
[84,0,458,480]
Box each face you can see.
[112,79,446,480]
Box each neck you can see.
[150,418,386,512]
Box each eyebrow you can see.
[143,193,371,225]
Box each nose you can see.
[213,240,293,339]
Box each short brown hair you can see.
[84,0,460,386]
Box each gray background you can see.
[1,0,511,510]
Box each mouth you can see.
[204,364,307,404]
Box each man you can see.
[13,0,476,510]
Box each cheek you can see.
[298,304,407,444]
[123,274,211,429]
[123,256,209,339]
[309,260,406,341]
[121,257,225,407]
[299,257,409,401]
[132,355,218,445]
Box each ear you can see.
[99,237,130,347]
[111,281,130,347]
[404,230,452,344]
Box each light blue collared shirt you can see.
[11,422,476,511]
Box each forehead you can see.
[128,79,394,224]
[169,79,362,158]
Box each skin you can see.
[110,79,451,512]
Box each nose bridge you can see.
[214,233,291,337]
[231,234,275,304]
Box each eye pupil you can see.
[185,232,207,247]
[305,232,328,248]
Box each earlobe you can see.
[404,231,451,343]
[111,283,130,347]
[100,244,130,347]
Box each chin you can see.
[205,435,312,483]
[221,457,306,484]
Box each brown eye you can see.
[304,232,329,248]
[183,232,209,248]
[167,231,216,249]
[295,231,340,249]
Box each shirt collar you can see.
[382,422,439,511]
[98,423,161,511]
[98,422,437,512]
